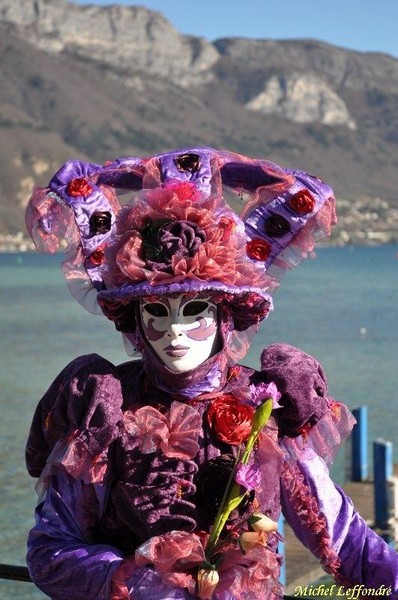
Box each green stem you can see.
[205,451,243,557]
[204,398,273,559]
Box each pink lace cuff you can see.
[36,433,110,498]
[281,402,356,464]
[281,459,341,577]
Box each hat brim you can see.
[97,279,273,333]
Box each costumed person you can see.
[24,147,398,600]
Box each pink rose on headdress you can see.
[104,181,276,292]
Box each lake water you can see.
[0,246,397,598]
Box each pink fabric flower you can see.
[103,182,274,292]
[162,402,202,460]
[123,406,168,454]
[123,401,201,460]
[235,463,261,491]
[135,530,206,594]
[217,543,282,599]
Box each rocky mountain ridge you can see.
[1,0,398,245]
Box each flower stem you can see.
[204,398,273,558]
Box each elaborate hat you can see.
[26,146,336,338]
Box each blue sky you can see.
[73,0,398,58]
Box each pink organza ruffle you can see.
[281,402,356,465]
[35,433,109,499]
[110,557,137,600]
[217,544,283,600]
[134,529,283,599]
[135,530,205,595]
[281,459,341,577]
[25,187,79,253]
[123,401,202,460]
[266,197,337,282]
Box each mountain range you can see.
[1,0,398,245]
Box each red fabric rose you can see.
[66,177,93,198]
[246,238,271,261]
[207,394,254,446]
[289,189,316,214]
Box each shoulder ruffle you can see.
[25,354,126,484]
[259,343,356,464]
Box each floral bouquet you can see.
[133,382,283,599]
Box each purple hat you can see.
[25,147,336,333]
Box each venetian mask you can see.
[139,295,219,372]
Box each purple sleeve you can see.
[27,473,124,599]
[27,473,198,600]
[281,450,398,594]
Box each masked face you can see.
[139,295,219,372]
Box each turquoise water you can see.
[0,246,397,598]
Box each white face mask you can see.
[139,295,219,372]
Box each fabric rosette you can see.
[103,180,271,291]
[123,401,202,460]
[135,530,206,594]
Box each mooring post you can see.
[352,406,368,481]
[373,438,393,543]
[278,514,286,586]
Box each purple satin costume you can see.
[25,344,398,600]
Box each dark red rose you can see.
[289,189,316,214]
[246,238,271,261]
[175,153,201,173]
[207,394,254,446]
[158,220,206,262]
[90,211,112,235]
[141,218,206,270]
[264,214,291,238]
[66,177,93,198]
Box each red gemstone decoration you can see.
[246,238,272,261]
[66,177,93,198]
[289,189,316,214]
[89,248,105,266]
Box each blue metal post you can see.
[278,514,286,586]
[352,406,368,481]
[373,438,393,530]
